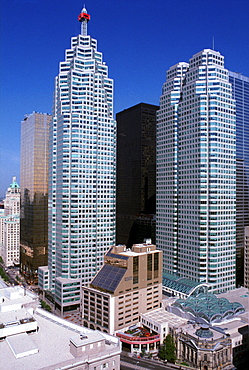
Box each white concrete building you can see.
[140,307,187,343]
[39,6,116,314]
[0,177,20,267]
[0,285,121,369]
[157,49,236,293]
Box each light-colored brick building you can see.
[81,240,162,335]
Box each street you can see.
[121,354,182,370]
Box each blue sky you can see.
[0,0,249,196]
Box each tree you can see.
[158,341,167,361]
[158,334,177,363]
[40,300,52,312]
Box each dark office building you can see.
[20,112,52,284]
[229,72,249,286]
[116,103,158,245]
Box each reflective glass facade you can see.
[20,112,51,283]
[116,103,158,245]
[229,72,249,285]
[157,50,236,293]
[48,12,116,294]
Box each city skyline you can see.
[1,0,249,195]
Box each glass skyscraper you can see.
[41,7,116,313]
[157,49,236,293]
[229,72,249,286]
[20,111,51,283]
[116,103,158,246]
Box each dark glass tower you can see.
[20,111,51,283]
[116,103,158,246]
[229,72,249,286]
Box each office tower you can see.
[81,240,162,335]
[229,72,249,286]
[0,177,20,267]
[42,6,116,313]
[157,49,236,293]
[20,111,51,283]
[244,226,249,288]
[116,103,158,245]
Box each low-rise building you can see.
[175,323,233,370]
[0,285,121,369]
[81,241,162,336]
[140,307,187,343]
[139,287,248,369]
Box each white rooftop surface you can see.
[1,307,33,322]
[0,286,38,309]
[120,245,157,257]
[0,309,95,370]
[217,286,249,324]
[38,266,49,272]
[7,333,38,358]
[70,331,105,346]
[141,307,187,326]
[213,318,247,340]
[217,287,249,312]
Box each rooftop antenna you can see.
[78,5,90,36]
[212,36,215,50]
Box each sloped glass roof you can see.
[106,249,129,260]
[90,264,126,293]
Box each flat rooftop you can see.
[141,308,187,327]
[217,287,249,312]
[217,286,249,324]
[0,308,120,370]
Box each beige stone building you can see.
[81,241,162,335]
[175,324,233,370]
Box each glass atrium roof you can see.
[162,273,206,295]
[173,292,245,323]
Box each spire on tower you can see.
[78,5,90,36]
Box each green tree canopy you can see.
[158,334,176,363]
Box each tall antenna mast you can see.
[78,5,90,36]
[212,36,215,50]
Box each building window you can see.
[133,256,139,284]
[154,252,159,278]
[147,254,152,280]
